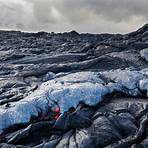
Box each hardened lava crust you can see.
[0,24,148,147]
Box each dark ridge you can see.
[126,23,148,37]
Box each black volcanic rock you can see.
[0,24,148,147]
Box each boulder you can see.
[140,48,148,61]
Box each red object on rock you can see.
[54,107,61,120]
[54,114,60,120]
[54,107,60,113]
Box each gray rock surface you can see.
[140,48,148,61]
[0,24,148,147]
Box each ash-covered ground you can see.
[0,24,148,148]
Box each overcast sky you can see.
[0,0,147,33]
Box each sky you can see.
[0,0,148,33]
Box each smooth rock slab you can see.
[0,69,148,134]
